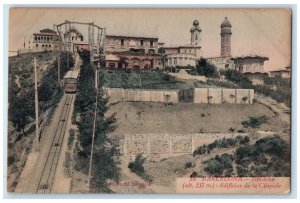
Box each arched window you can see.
[195,34,198,40]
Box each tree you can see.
[196,58,219,78]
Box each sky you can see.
[9,8,291,71]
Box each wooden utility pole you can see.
[57,56,60,83]
[88,65,99,190]
[34,58,39,151]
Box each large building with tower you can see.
[162,20,202,69]
[206,17,235,71]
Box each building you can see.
[162,20,202,69]
[105,35,159,54]
[30,28,61,52]
[231,55,269,73]
[206,56,235,70]
[206,17,235,71]
[164,53,196,68]
[104,35,162,70]
[63,26,89,53]
[269,66,291,79]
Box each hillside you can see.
[7,51,73,192]
[107,102,289,137]
[106,101,290,193]
[101,69,216,89]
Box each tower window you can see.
[121,39,124,46]
[195,34,198,40]
[140,40,144,46]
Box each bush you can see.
[68,129,75,150]
[204,154,233,176]
[242,116,267,128]
[239,136,250,145]
[237,165,249,177]
[196,59,219,78]
[185,161,193,169]
[193,136,248,156]
[234,135,290,177]
[128,154,152,182]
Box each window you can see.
[121,39,125,46]
[72,36,74,40]
[140,40,144,46]
[150,40,154,47]
[195,34,198,40]
[36,44,38,47]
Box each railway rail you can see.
[35,94,74,194]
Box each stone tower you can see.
[220,17,232,57]
[190,20,201,46]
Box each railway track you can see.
[35,94,74,194]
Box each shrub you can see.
[234,135,290,177]
[68,129,75,150]
[204,153,233,176]
[190,171,198,178]
[242,116,267,128]
[128,154,152,182]
[239,136,250,145]
[237,165,249,177]
[196,59,219,78]
[185,161,193,169]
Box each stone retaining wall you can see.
[104,87,254,104]
[121,133,250,161]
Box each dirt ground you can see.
[107,102,289,137]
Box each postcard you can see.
[8,8,291,194]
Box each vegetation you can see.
[235,135,290,177]
[73,50,120,193]
[220,69,291,107]
[193,136,250,156]
[8,51,73,133]
[242,116,267,128]
[67,129,75,150]
[101,69,213,89]
[204,154,234,176]
[128,154,152,182]
[196,58,219,78]
[200,135,290,177]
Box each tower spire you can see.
[220,17,232,57]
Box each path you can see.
[256,95,290,124]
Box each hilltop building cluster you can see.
[20,17,290,79]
